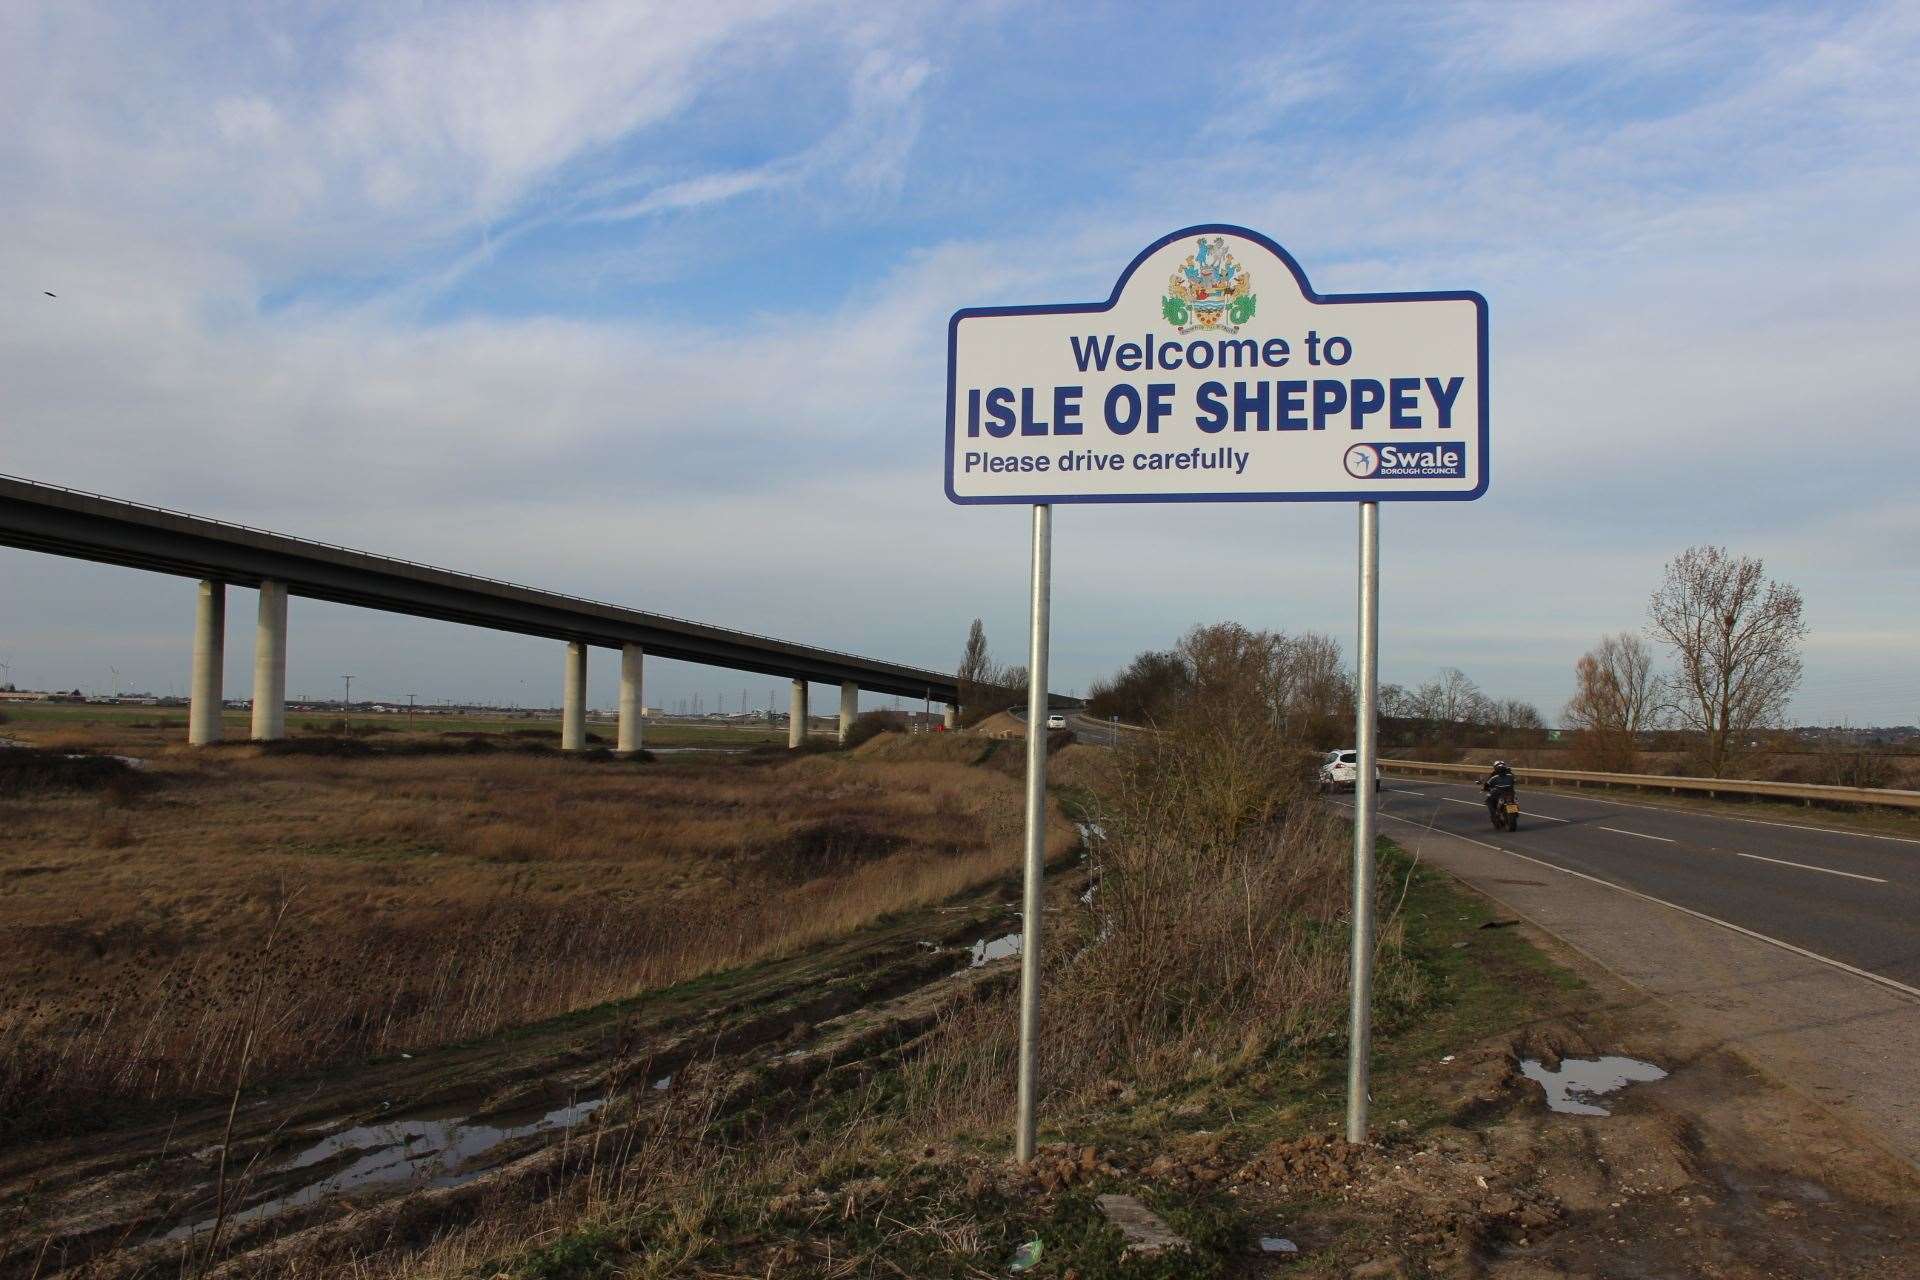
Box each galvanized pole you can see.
[1346,501,1380,1143]
[1016,503,1052,1163]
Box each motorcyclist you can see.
[1481,760,1517,823]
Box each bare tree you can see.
[1086,648,1190,724]
[1410,667,1486,746]
[957,618,991,714]
[1379,683,1413,719]
[1647,546,1806,777]
[1270,631,1353,746]
[1562,632,1661,770]
[1487,698,1547,749]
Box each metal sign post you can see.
[1346,500,1380,1142]
[1015,503,1051,1163]
[944,224,1485,1161]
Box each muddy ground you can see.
[0,844,1080,1277]
[2,839,1914,1278]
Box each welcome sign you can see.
[945,225,1488,503]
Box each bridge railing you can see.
[1380,758,1920,811]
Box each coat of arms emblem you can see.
[1162,236,1256,334]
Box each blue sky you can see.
[3,1,1917,723]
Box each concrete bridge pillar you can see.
[562,641,587,751]
[838,681,858,745]
[618,643,644,753]
[250,580,287,740]
[944,703,957,731]
[788,678,808,749]
[189,579,225,745]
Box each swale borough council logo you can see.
[1162,236,1256,334]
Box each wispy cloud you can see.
[0,0,831,274]
[3,1,1917,718]
[582,167,794,221]
[575,46,931,225]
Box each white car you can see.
[1319,749,1380,793]
[1045,713,1067,730]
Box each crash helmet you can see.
[1493,760,1511,772]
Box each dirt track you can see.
[0,855,1081,1278]
[5,800,1917,1276]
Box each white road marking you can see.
[1341,804,1920,1003]
[1692,812,1920,846]
[1385,775,1920,846]
[1393,791,1570,822]
[1383,789,1882,879]
[1734,852,1887,884]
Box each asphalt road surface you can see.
[1370,776,1920,993]
[1006,707,1131,748]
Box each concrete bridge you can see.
[0,474,973,751]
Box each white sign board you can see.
[946,225,1487,504]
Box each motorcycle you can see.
[1483,782,1521,832]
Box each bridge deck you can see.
[0,474,967,700]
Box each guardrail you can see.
[1380,758,1920,811]
[1079,714,1151,735]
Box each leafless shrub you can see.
[904,636,1411,1127]
[1811,733,1896,790]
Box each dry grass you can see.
[894,747,1408,1141]
[0,728,1073,1136]
[215,711,1421,1280]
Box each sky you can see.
[2,0,1917,724]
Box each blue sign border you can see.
[944,223,1489,505]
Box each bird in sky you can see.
[44,291,56,297]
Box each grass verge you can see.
[373,838,1586,1280]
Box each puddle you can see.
[0,739,147,768]
[160,1095,607,1242]
[1259,1236,1300,1253]
[969,932,1022,967]
[1519,1056,1667,1116]
[642,746,748,755]
[652,1075,672,1091]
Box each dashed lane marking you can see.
[1386,776,1920,846]
[1734,852,1887,884]
[1598,826,1676,844]
[1335,803,1920,1002]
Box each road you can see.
[1064,712,1131,747]
[1367,776,1920,991]
[1006,706,1131,747]
[1341,775,1920,1168]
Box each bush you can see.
[1563,729,1637,773]
[1815,744,1895,790]
[842,709,906,750]
[905,634,1416,1124]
